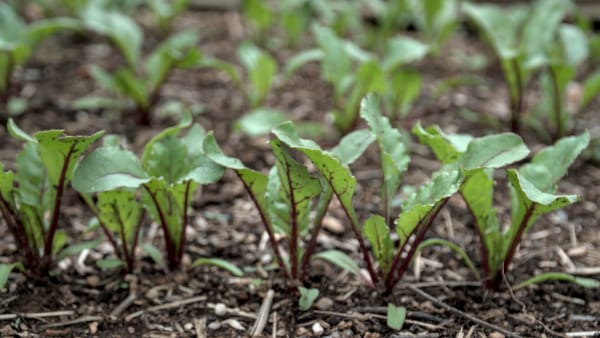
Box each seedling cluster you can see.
[0,0,598,333]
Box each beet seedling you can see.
[463,0,573,133]
[203,124,373,284]
[0,119,104,277]
[78,24,202,125]
[73,114,228,271]
[0,3,81,110]
[286,25,428,135]
[415,123,590,290]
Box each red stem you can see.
[42,143,76,271]
[143,184,178,270]
[235,171,290,281]
[299,190,333,282]
[176,180,192,267]
[385,198,449,292]
[502,205,535,277]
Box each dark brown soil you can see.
[1,8,599,338]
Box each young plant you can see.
[72,114,225,270]
[76,26,202,125]
[78,144,145,274]
[533,24,600,139]
[203,123,373,284]
[237,42,278,108]
[408,0,459,55]
[146,0,190,33]
[276,94,535,293]
[286,25,428,134]
[463,0,574,133]
[0,3,81,108]
[0,119,104,276]
[415,123,590,290]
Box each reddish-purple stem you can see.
[143,184,178,270]
[176,180,192,267]
[299,191,333,282]
[235,171,290,281]
[42,143,76,270]
[385,198,449,292]
[502,205,535,277]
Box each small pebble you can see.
[86,275,100,287]
[214,303,227,316]
[489,332,505,338]
[322,216,345,234]
[184,323,193,330]
[208,321,221,330]
[312,322,324,336]
[315,297,334,310]
[127,327,135,334]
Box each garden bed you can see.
[1,4,600,338]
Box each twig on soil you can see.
[0,310,75,320]
[397,280,481,289]
[250,289,274,336]
[312,310,442,331]
[193,317,207,338]
[408,286,523,338]
[208,303,257,319]
[125,295,207,321]
[110,294,137,319]
[272,312,277,338]
[566,267,600,275]
[41,315,103,329]
[566,331,600,338]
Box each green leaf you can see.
[202,133,246,170]
[386,69,422,117]
[0,4,26,51]
[16,142,52,212]
[284,49,323,77]
[141,243,163,265]
[415,238,479,279]
[0,263,24,289]
[7,118,36,143]
[363,215,394,274]
[412,123,472,164]
[191,258,243,276]
[397,169,461,244]
[506,169,578,252]
[270,139,322,236]
[96,257,125,270]
[145,30,200,91]
[519,132,589,192]
[580,71,600,112]
[82,5,143,68]
[97,190,142,244]
[313,250,361,277]
[460,169,503,271]
[387,303,406,330]
[52,230,68,255]
[520,0,572,68]
[513,272,600,290]
[56,239,102,261]
[142,178,195,250]
[298,287,319,311]
[558,24,588,67]
[459,133,529,170]
[273,122,360,232]
[141,113,192,169]
[72,147,149,193]
[330,129,375,165]
[235,108,288,137]
[383,36,429,71]
[463,3,518,60]
[0,163,15,203]
[35,129,104,186]
[360,94,409,216]
[237,42,277,107]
